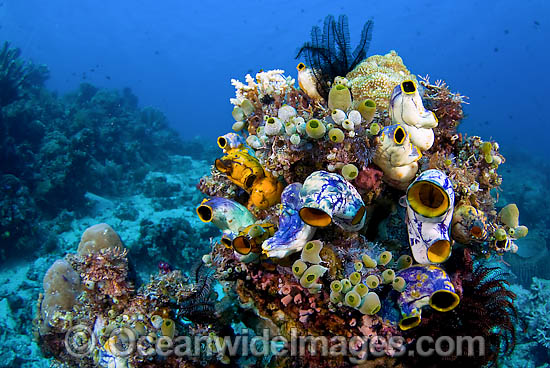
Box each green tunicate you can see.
[508,227,516,237]
[369,123,381,136]
[358,292,381,315]
[354,261,363,272]
[292,260,308,277]
[330,291,343,303]
[480,141,492,155]
[306,119,326,139]
[444,158,453,167]
[341,164,359,180]
[392,277,407,292]
[340,278,352,293]
[349,272,362,285]
[365,275,380,289]
[326,123,334,130]
[396,255,412,270]
[494,228,507,241]
[301,240,323,264]
[240,99,255,116]
[232,107,245,121]
[232,121,245,132]
[344,290,361,308]
[499,204,520,228]
[353,283,369,297]
[484,153,494,164]
[299,265,328,288]
[330,280,343,293]
[328,84,352,111]
[328,128,345,143]
[362,254,377,268]
[290,134,301,145]
[382,269,395,284]
[378,251,392,266]
[514,225,528,238]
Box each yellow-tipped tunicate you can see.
[341,278,352,293]
[494,228,507,241]
[285,122,296,135]
[292,260,308,277]
[382,269,395,284]
[161,318,175,339]
[341,164,359,180]
[328,128,345,143]
[392,277,406,292]
[349,272,362,285]
[480,141,493,155]
[331,109,346,125]
[369,122,381,136]
[265,117,283,136]
[353,283,369,297]
[299,265,328,288]
[278,105,297,122]
[514,225,528,238]
[290,134,301,145]
[348,110,362,125]
[357,99,376,124]
[358,292,381,315]
[330,280,343,293]
[232,121,245,132]
[342,119,355,131]
[365,275,380,288]
[240,99,255,116]
[232,107,245,121]
[305,119,326,139]
[378,251,392,266]
[354,261,363,272]
[499,204,520,228]
[344,290,362,308]
[328,84,352,111]
[396,255,413,270]
[362,254,377,268]
[330,290,343,303]
[301,240,323,264]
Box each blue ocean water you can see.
[0,0,549,367]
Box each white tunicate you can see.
[246,135,262,149]
[348,131,356,138]
[265,117,283,135]
[342,119,354,131]
[232,121,245,132]
[285,123,297,135]
[327,164,336,171]
[327,153,336,160]
[296,121,307,135]
[290,134,301,145]
[331,109,346,125]
[278,105,297,122]
[348,110,362,125]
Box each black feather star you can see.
[296,15,373,99]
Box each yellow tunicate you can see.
[369,122,381,136]
[328,84,352,111]
[354,261,363,272]
[357,99,376,124]
[378,251,392,266]
[341,164,359,180]
[353,283,369,297]
[240,99,255,116]
[514,225,528,238]
[362,254,377,268]
[382,269,395,284]
[330,280,343,293]
[396,255,412,270]
[292,260,308,277]
[480,141,493,154]
[161,318,175,339]
[328,128,345,143]
[358,292,381,315]
[494,228,507,241]
[330,291,343,303]
[365,275,380,289]
[484,153,494,164]
[344,290,362,308]
[392,277,406,292]
[349,271,362,285]
[299,265,328,288]
[232,107,245,121]
[340,278,352,293]
[499,204,520,228]
[306,119,326,139]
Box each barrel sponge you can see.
[40,259,81,327]
[77,223,122,255]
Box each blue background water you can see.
[1,0,548,155]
